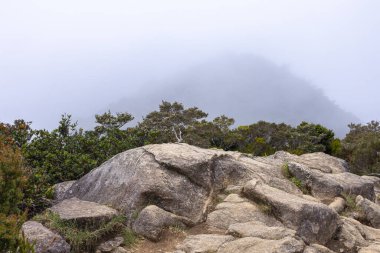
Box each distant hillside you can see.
[108,54,359,137]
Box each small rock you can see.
[356,195,380,228]
[97,237,124,252]
[53,180,76,202]
[21,221,70,253]
[329,197,346,213]
[133,205,192,241]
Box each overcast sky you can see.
[0,0,379,129]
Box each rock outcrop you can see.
[23,143,380,252]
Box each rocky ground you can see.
[22,143,380,253]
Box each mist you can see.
[1,0,379,136]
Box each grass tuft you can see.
[33,211,127,253]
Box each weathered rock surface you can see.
[21,221,70,253]
[133,205,192,241]
[27,144,380,252]
[49,197,118,223]
[356,195,380,228]
[217,236,305,253]
[227,221,296,240]
[53,180,76,202]
[206,194,281,230]
[243,179,338,244]
[97,237,124,252]
[358,244,380,253]
[62,144,302,223]
[273,151,348,174]
[176,234,234,253]
[303,244,335,253]
[328,197,346,214]
[288,162,375,201]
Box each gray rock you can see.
[50,197,118,223]
[97,237,124,252]
[176,234,234,253]
[328,197,346,214]
[217,236,304,253]
[133,205,192,241]
[273,151,348,174]
[288,162,376,201]
[330,173,376,201]
[356,195,380,228]
[206,194,281,231]
[243,179,339,244]
[287,162,343,200]
[111,247,130,253]
[358,244,380,253]
[53,180,76,202]
[62,144,302,225]
[227,221,296,240]
[303,244,335,253]
[326,217,370,253]
[21,221,70,253]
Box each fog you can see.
[1,1,379,136]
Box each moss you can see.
[281,163,291,178]
[257,202,273,216]
[33,211,127,253]
[282,163,311,195]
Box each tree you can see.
[340,121,380,175]
[0,123,32,252]
[138,101,208,144]
[95,111,134,134]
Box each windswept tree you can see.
[138,101,208,144]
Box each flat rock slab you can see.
[227,221,296,240]
[50,197,118,223]
[243,179,339,244]
[176,234,234,253]
[21,221,70,253]
[206,194,281,231]
[217,236,304,253]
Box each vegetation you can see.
[340,121,380,175]
[33,211,129,253]
[0,123,34,252]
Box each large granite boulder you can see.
[243,179,339,244]
[21,221,70,253]
[62,144,299,224]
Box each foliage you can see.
[138,101,208,144]
[0,123,34,252]
[340,121,380,175]
[33,211,127,253]
[122,227,138,247]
